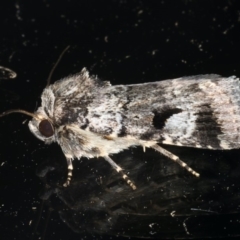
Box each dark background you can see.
[1,0,240,239]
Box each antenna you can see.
[46,45,70,86]
[0,109,39,119]
[0,46,70,120]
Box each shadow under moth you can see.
[1,68,239,190]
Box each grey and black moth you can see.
[1,69,240,190]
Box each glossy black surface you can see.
[1,1,240,239]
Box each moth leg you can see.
[63,158,73,187]
[151,144,200,177]
[104,156,137,190]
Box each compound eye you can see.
[39,119,54,137]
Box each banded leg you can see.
[63,158,73,187]
[151,144,200,177]
[104,156,137,190]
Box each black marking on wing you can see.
[193,104,222,148]
[122,86,133,111]
[57,108,89,128]
[153,108,182,129]
[139,107,182,141]
[54,91,93,126]
[140,131,157,140]
[80,118,89,130]
[118,125,127,137]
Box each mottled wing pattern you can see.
[84,74,240,150]
[48,73,240,150]
[123,75,240,149]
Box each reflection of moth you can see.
[37,148,239,238]
[1,69,240,189]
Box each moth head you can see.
[0,47,71,143]
[0,109,56,144]
[28,116,55,144]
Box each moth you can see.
[1,69,240,190]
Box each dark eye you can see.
[39,119,54,137]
